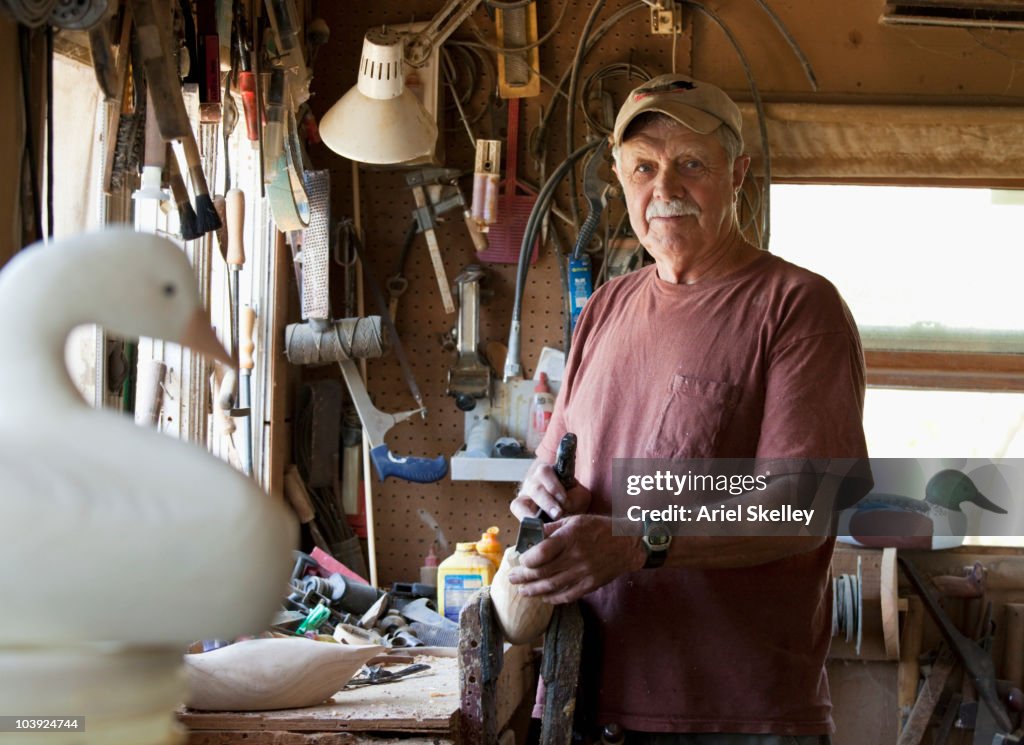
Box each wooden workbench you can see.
[179,592,536,744]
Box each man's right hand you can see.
[511,461,592,521]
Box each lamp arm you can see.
[404,0,485,67]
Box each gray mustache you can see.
[646,199,701,220]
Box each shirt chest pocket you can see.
[644,374,741,459]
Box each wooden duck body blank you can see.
[0,229,298,744]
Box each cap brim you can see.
[613,102,725,147]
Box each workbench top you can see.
[178,652,460,742]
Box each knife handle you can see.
[553,432,577,489]
[370,445,448,484]
[226,188,246,267]
[239,305,256,372]
[238,71,259,141]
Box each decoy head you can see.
[6,228,233,368]
[925,469,1008,514]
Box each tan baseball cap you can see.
[612,74,743,149]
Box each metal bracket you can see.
[650,0,684,34]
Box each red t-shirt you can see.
[534,253,869,735]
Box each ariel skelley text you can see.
[626,504,816,527]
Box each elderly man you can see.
[509,74,870,744]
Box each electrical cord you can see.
[441,47,478,148]
[565,0,609,230]
[580,62,651,136]
[441,42,499,131]
[530,2,645,163]
[752,0,818,91]
[680,0,773,249]
[506,138,603,379]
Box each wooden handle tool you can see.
[129,0,221,233]
[167,144,200,240]
[134,88,170,202]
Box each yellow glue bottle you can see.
[476,526,503,570]
[437,543,495,623]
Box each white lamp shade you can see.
[320,28,439,164]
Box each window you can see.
[771,183,1024,544]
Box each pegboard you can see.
[304,0,1024,586]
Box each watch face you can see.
[644,521,672,549]
[647,531,671,548]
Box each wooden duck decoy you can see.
[837,468,1008,550]
[184,637,385,711]
[0,229,298,744]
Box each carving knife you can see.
[515,432,577,553]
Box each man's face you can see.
[614,118,750,263]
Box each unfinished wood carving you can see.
[490,547,553,644]
[184,638,384,711]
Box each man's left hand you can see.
[506,514,645,604]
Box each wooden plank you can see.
[866,350,1024,393]
[179,654,459,734]
[459,589,500,744]
[896,647,957,745]
[1004,603,1024,688]
[188,734,453,745]
[898,596,925,736]
[494,643,533,732]
[539,604,584,745]
[266,229,292,499]
[882,548,901,660]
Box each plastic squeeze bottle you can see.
[475,527,503,570]
[526,372,555,453]
[437,543,495,622]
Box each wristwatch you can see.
[642,518,672,569]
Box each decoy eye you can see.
[163,283,177,298]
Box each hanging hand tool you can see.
[335,358,446,483]
[237,305,255,476]
[233,0,258,143]
[129,0,221,234]
[193,0,221,121]
[447,265,491,412]
[345,221,425,413]
[471,139,502,231]
[409,180,455,315]
[405,168,487,314]
[386,220,417,322]
[284,319,447,484]
[99,2,134,194]
[226,188,245,365]
[167,143,200,240]
[899,556,1013,734]
[133,88,170,203]
[494,0,541,98]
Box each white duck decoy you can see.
[0,229,298,744]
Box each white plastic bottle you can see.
[526,372,555,453]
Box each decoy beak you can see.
[182,309,235,368]
[969,489,1008,515]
